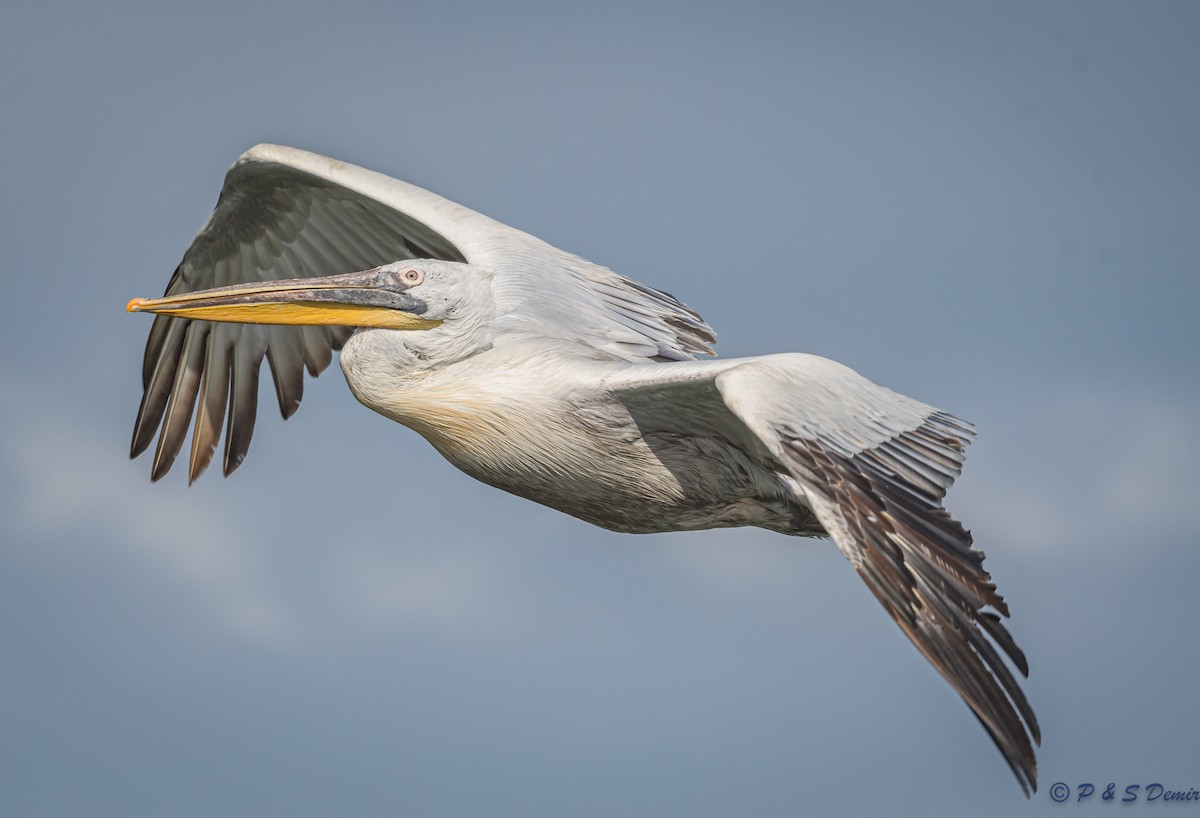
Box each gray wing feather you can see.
[517,249,716,362]
[134,144,715,480]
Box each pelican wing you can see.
[609,354,1038,793]
[134,144,715,481]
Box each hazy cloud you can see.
[0,373,295,644]
[955,385,1200,556]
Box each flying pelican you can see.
[128,144,1038,793]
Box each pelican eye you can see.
[401,268,424,285]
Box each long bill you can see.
[126,269,441,330]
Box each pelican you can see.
[128,144,1038,793]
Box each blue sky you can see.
[1,1,1198,815]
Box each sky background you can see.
[2,1,1198,815]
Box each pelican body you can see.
[345,333,822,536]
[128,145,1038,793]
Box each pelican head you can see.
[127,260,489,333]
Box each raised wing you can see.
[133,144,715,481]
[609,354,1038,793]
[132,146,469,482]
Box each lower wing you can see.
[607,353,1039,793]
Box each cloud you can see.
[0,369,543,647]
[332,542,521,635]
[952,384,1200,556]
[0,371,294,644]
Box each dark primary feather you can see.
[780,412,1040,795]
[603,355,1036,790]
